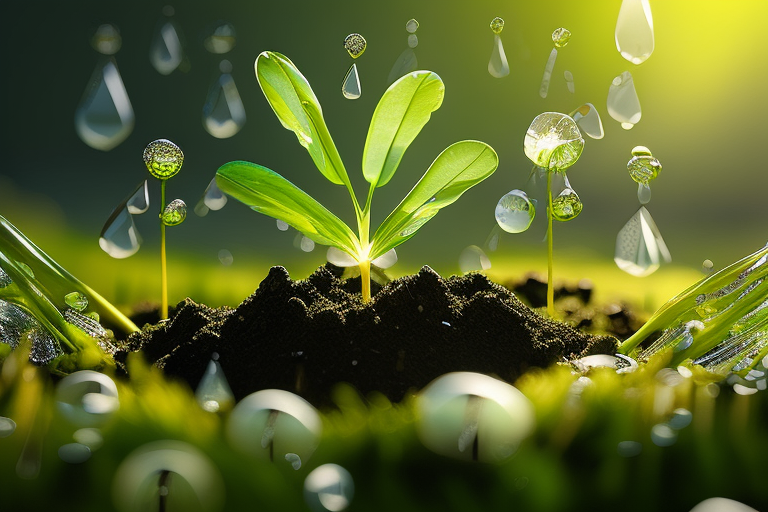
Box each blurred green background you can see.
[2,0,766,309]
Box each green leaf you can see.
[256,51,350,188]
[362,71,445,189]
[369,141,499,260]
[216,161,360,257]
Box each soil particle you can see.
[118,265,617,408]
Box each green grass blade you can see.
[217,161,360,257]
[362,71,444,190]
[369,141,498,260]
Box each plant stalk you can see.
[160,180,168,321]
[546,172,555,318]
[360,259,371,302]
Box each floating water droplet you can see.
[631,145,652,157]
[343,33,367,58]
[327,247,358,267]
[204,22,236,54]
[91,24,122,55]
[495,190,535,233]
[196,354,235,412]
[617,440,642,457]
[702,259,715,274]
[126,180,150,214]
[387,48,418,84]
[227,389,322,467]
[637,182,652,204]
[406,18,419,33]
[539,48,558,98]
[564,70,575,93]
[218,249,233,266]
[195,177,228,217]
[650,423,677,447]
[161,199,187,226]
[73,428,104,450]
[628,155,662,185]
[203,63,246,139]
[285,453,302,470]
[0,416,17,438]
[144,139,184,180]
[490,17,504,35]
[488,34,510,78]
[552,187,583,221]
[615,0,655,64]
[571,103,604,139]
[56,371,119,427]
[293,234,315,253]
[304,464,355,512]
[615,206,671,276]
[372,248,398,269]
[407,34,419,48]
[149,13,184,75]
[58,443,92,464]
[417,372,536,463]
[459,246,491,273]
[75,58,134,151]
[607,71,642,128]
[99,204,142,259]
[342,63,361,100]
[668,408,693,430]
[552,27,571,48]
[524,112,584,171]
[64,292,89,312]
[274,219,289,231]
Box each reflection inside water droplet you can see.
[144,139,184,180]
[161,199,187,226]
[342,63,361,100]
[304,464,355,512]
[615,0,655,64]
[552,27,571,48]
[495,190,535,233]
[490,17,504,35]
[203,62,246,139]
[524,113,584,171]
[615,206,671,276]
[552,187,582,221]
[607,71,642,127]
[571,103,604,139]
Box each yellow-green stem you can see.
[360,259,371,302]
[160,180,168,321]
[546,172,555,318]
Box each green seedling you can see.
[216,52,499,301]
[0,215,138,372]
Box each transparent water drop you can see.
[406,19,419,34]
[459,246,491,273]
[285,453,302,470]
[327,247,358,267]
[571,354,638,374]
[64,292,89,312]
[56,371,119,427]
[218,249,233,266]
[564,70,575,93]
[615,0,655,64]
[144,139,184,180]
[668,408,693,430]
[276,219,290,231]
[488,34,509,78]
[203,22,236,54]
[607,71,642,128]
[571,103,604,139]
[202,62,246,139]
[485,227,500,252]
[99,204,142,259]
[126,180,150,214]
[112,441,225,512]
[417,372,536,463]
[490,17,504,35]
[539,48,558,98]
[637,182,652,204]
[195,177,228,217]
[371,248,398,269]
[617,440,642,457]
[650,423,677,447]
[294,235,315,253]
[58,443,92,464]
[196,353,235,413]
[75,58,135,151]
[628,154,662,184]
[304,464,355,512]
[631,145,653,157]
[524,112,584,171]
[343,33,367,58]
[552,187,583,221]
[226,389,322,467]
[387,48,418,85]
[0,416,17,438]
[615,206,671,277]
[702,259,715,274]
[342,63,361,100]
[149,13,184,75]
[495,189,535,233]
[161,199,187,227]
[91,24,122,55]
[552,27,571,48]
[407,34,419,48]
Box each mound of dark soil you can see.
[117,265,617,408]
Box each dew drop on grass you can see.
[615,0,655,65]
[203,61,246,139]
[143,139,184,180]
[614,206,671,276]
[551,187,583,221]
[0,416,17,438]
[459,246,491,273]
[524,113,584,171]
[64,292,89,312]
[195,353,235,413]
[58,443,92,464]
[607,71,642,128]
[304,463,355,512]
[342,63,361,100]
[161,199,187,226]
[56,371,119,427]
[149,9,184,75]
[203,21,236,54]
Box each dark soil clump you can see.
[117,265,617,408]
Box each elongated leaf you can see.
[256,51,350,187]
[362,71,444,189]
[369,141,498,259]
[216,161,360,257]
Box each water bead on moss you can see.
[552,187,583,221]
[495,190,535,233]
[490,17,504,35]
[161,199,187,226]
[143,139,184,180]
[343,34,366,59]
[524,112,584,172]
[552,27,571,48]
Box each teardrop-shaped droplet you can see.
[75,58,135,151]
[387,49,418,85]
[150,16,184,75]
[372,248,398,269]
[91,24,122,55]
[161,199,187,227]
[495,190,535,233]
[539,48,558,98]
[56,371,120,427]
[637,182,652,204]
[552,28,572,48]
[342,63,361,100]
[327,247,358,267]
[194,177,228,217]
[615,206,671,276]
[459,246,491,273]
[144,139,184,180]
[202,63,246,139]
[571,103,604,139]
[304,464,355,512]
[99,205,142,258]
[0,416,17,438]
[203,22,236,54]
[488,34,509,78]
[564,70,575,93]
[615,0,655,64]
[196,353,235,413]
[607,71,641,128]
[276,220,290,231]
[64,292,89,312]
[126,180,150,214]
[524,113,584,171]
[552,187,583,221]
[297,236,315,253]
[628,154,662,184]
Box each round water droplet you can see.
[406,19,419,33]
[204,22,236,54]
[226,389,322,467]
[637,182,652,204]
[59,443,92,464]
[407,34,418,48]
[161,199,187,226]
[276,220,290,231]
[524,113,584,171]
[65,292,89,312]
[112,441,225,512]
[91,24,122,55]
[490,17,504,35]
[552,188,583,221]
[0,416,17,438]
[628,155,661,184]
[304,464,355,512]
[702,259,714,273]
[668,408,692,430]
[650,423,677,447]
[417,372,536,463]
[552,27,571,48]
[631,145,652,157]
[343,33,366,59]
[300,236,315,253]
[495,190,535,233]
[143,139,184,180]
[218,249,233,266]
[56,371,119,427]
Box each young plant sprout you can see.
[143,139,186,320]
[216,52,499,302]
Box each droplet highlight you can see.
[607,71,642,129]
[488,34,509,78]
[551,187,583,221]
[196,353,235,412]
[304,464,355,512]
[571,103,604,139]
[495,189,535,233]
[524,112,584,171]
[202,61,246,139]
[143,139,184,180]
[161,199,187,227]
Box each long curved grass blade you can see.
[217,161,360,258]
[369,141,498,260]
[362,71,444,189]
